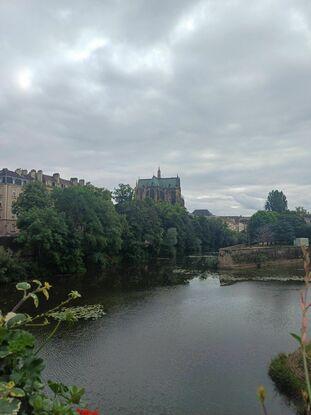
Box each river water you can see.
[1,265,305,414]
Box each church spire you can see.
[157,166,161,179]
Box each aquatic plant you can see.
[49,304,106,321]
[0,280,100,414]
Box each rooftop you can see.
[137,176,180,189]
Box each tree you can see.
[256,224,274,245]
[272,216,295,245]
[12,182,51,216]
[162,227,178,257]
[119,199,163,263]
[295,206,310,216]
[16,207,83,275]
[53,185,122,268]
[113,184,134,207]
[248,211,278,244]
[265,190,288,213]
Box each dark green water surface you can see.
[1,264,305,414]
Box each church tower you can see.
[157,167,161,179]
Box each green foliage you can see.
[119,199,163,263]
[296,206,310,216]
[113,184,133,206]
[2,182,246,280]
[269,353,304,399]
[0,281,89,414]
[16,207,81,275]
[0,248,26,283]
[248,209,309,245]
[265,189,288,213]
[53,185,122,269]
[162,227,178,257]
[49,305,106,321]
[12,182,51,216]
[248,211,278,244]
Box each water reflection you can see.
[0,263,304,415]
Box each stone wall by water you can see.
[218,245,304,270]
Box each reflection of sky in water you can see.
[17,270,300,415]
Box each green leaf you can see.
[290,332,302,344]
[42,288,49,301]
[0,382,7,393]
[47,380,68,396]
[0,397,21,414]
[0,347,12,358]
[30,293,39,308]
[10,387,25,398]
[8,330,35,353]
[6,314,28,328]
[16,282,31,291]
[68,385,85,404]
[68,291,81,300]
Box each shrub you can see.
[0,247,26,283]
[0,280,99,414]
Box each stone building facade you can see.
[0,168,85,236]
[218,216,250,233]
[192,209,250,233]
[135,168,184,206]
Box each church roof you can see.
[137,176,180,188]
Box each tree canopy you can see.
[265,190,288,213]
[5,182,245,280]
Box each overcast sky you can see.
[0,0,310,215]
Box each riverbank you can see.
[218,245,305,270]
[269,348,311,413]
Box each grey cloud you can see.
[0,0,311,215]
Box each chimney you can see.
[30,169,36,179]
[70,177,78,185]
[21,169,28,176]
[79,179,85,186]
[53,173,60,184]
[37,170,43,182]
[15,168,22,176]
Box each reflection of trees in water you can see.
[81,259,191,291]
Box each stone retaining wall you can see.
[218,245,304,269]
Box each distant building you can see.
[294,238,309,247]
[135,168,184,206]
[192,208,250,232]
[0,168,85,236]
[218,216,250,233]
[304,215,311,225]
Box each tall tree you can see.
[248,211,278,243]
[265,190,288,213]
[53,185,122,268]
[113,184,134,207]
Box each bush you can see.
[0,280,99,414]
[0,247,26,283]
[269,353,304,399]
